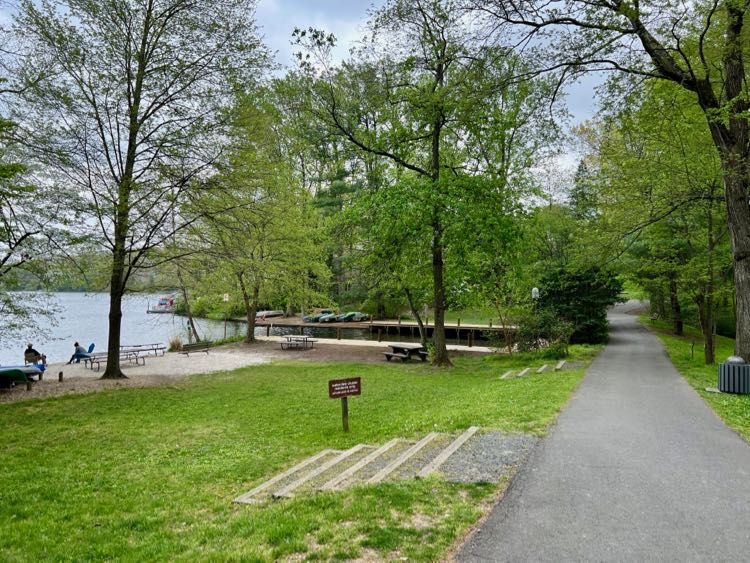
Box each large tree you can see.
[476,0,750,359]
[296,0,559,365]
[12,0,267,377]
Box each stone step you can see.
[500,370,513,379]
[319,438,403,491]
[274,444,373,498]
[234,448,338,504]
[517,367,531,377]
[537,364,548,374]
[555,360,566,370]
[367,432,439,484]
[417,426,479,478]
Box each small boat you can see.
[319,313,339,323]
[147,294,176,314]
[303,309,333,322]
[336,311,370,322]
[256,310,285,319]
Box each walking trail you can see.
[457,306,750,561]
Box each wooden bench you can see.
[179,342,212,355]
[0,369,34,391]
[281,341,305,350]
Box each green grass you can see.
[642,316,750,442]
[1,349,598,561]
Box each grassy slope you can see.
[1,349,599,561]
[643,317,750,442]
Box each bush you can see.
[539,266,623,344]
[516,309,573,356]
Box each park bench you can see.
[179,342,212,356]
[650,312,660,321]
[0,368,35,391]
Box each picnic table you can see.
[383,344,428,362]
[84,351,146,371]
[280,335,318,350]
[120,343,166,356]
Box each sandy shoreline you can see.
[1,338,492,403]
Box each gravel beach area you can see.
[1,338,491,403]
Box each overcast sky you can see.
[255,0,599,128]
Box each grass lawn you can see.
[1,347,599,561]
[642,317,750,443]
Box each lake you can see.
[0,292,247,365]
[1,292,474,366]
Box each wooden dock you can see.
[235,316,515,345]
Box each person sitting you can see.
[24,343,47,366]
[67,342,91,364]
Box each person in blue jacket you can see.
[67,342,91,364]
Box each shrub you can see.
[516,309,573,356]
[539,266,623,344]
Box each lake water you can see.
[0,292,248,365]
[1,292,476,366]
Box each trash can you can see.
[718,356,750,394]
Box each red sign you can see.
[329,377,361,399]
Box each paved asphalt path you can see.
[457,309,750,562]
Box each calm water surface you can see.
[0,292,246,365]
[1,292,472,366]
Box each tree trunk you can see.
[669,276,683,336]
[101,260,126,379]
[722,170,750,360]
[431,219,451,366]
[177,274,201,344]
[237,272,259,343]
[404,287,427,347]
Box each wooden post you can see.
[39,371,43,382]
[378,329,382,342]
[266,325,270,337]
[469,330,474,347]
[300,326,304,335]
[58,371,64,382]
[341,397,349,432]
[26,379,32,391]
[457,318,461,327]
[489,319,493,328]
[337,327,341,340]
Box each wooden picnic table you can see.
[120,343,166,356]
[280,335,318,350]
[383,344,428,362]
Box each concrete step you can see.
[234,448,338,504]
[367,432,439,484]
[417,426,479,478]
[517,367,531,377]
[320,438,403,491]
[274,444,373,498]
[555,360,566,370]
[500,370,513,379]
[537,364,548,373]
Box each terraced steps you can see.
[234,427,487,504]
